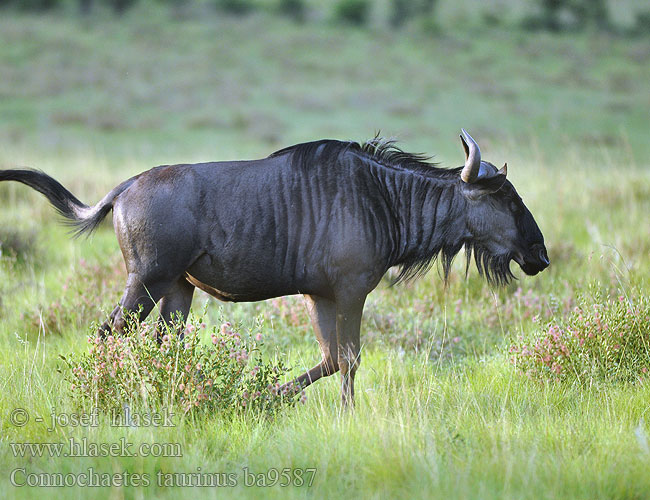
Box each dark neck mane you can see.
[269,137,513,286]
[269,136,463,179]
[270,137,466,283]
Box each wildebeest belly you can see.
[184,273,265,302]
[184,251,325,302]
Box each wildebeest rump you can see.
[0,130,549,405]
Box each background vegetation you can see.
[0,0,649,498]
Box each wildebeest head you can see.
[458,129,549,284]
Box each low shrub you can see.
[510,291,650,384]
[61,315,303,417]
[215,0,255,15]
[389,0,437,28]
[334,0,370,26]
[633,10,650,36]
[22,257,124,335]
[523,0,611,32]
[0,0,61,11]
[0,228,37,263]
[278,0,306,22]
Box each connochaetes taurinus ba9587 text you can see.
[0,130,549,405]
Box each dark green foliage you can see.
[334,0,370,26]
[107,0,137,15]
[390,0,437,28]
[278,0,306,23]
[215,0,255,15]
[539,0,563,31]
[633,10,650,35]
[524,0,611,32]
[0,0,60,10]
[78,0,91,15]
[568,0,609,30]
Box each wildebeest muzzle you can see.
[516,244,550,276]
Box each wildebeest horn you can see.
[497,162,507,177]
[460,129,481,183]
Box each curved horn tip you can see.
[459,134,469,157]
[498,162,507,177]
[460,128,475,143]
[459,129,469,147]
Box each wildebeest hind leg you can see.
[99,304,122,338]
[98,274,168,337]
[156,277,195,339]
[282,294,339,393]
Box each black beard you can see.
[465,242,516,287]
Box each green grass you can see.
[1,7,649,499]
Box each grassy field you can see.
[1,5,650,499]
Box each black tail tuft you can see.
[0,168,120,237]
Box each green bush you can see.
[633,10,650,35]
[215,0,255,15]
[61,315,303,416]
[390,0,437,28]
[510,291,650,385]
[569,0,609,29]
[539,0,563,31]
[524,0,611,31]
[334,0,370,26]
[0,0,61,10]
[278,0,306,22]
[107,0,138,15]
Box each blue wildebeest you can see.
[0,130,549,405]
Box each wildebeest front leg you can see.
[287,294,340,391]
[336,294,366,407]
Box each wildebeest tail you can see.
[0,168,136,236]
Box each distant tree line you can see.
[524,0,610,31]
[523,0,649,34]
[0,0,648,35]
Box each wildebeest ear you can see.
[497,163,507,177]
[461,171,507,199]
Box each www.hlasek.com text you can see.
[10,438,182,458]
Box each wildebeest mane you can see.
[270,135,457,178]
[270,137,464,284]
[358,135,441,174]
[269,137,514,287]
